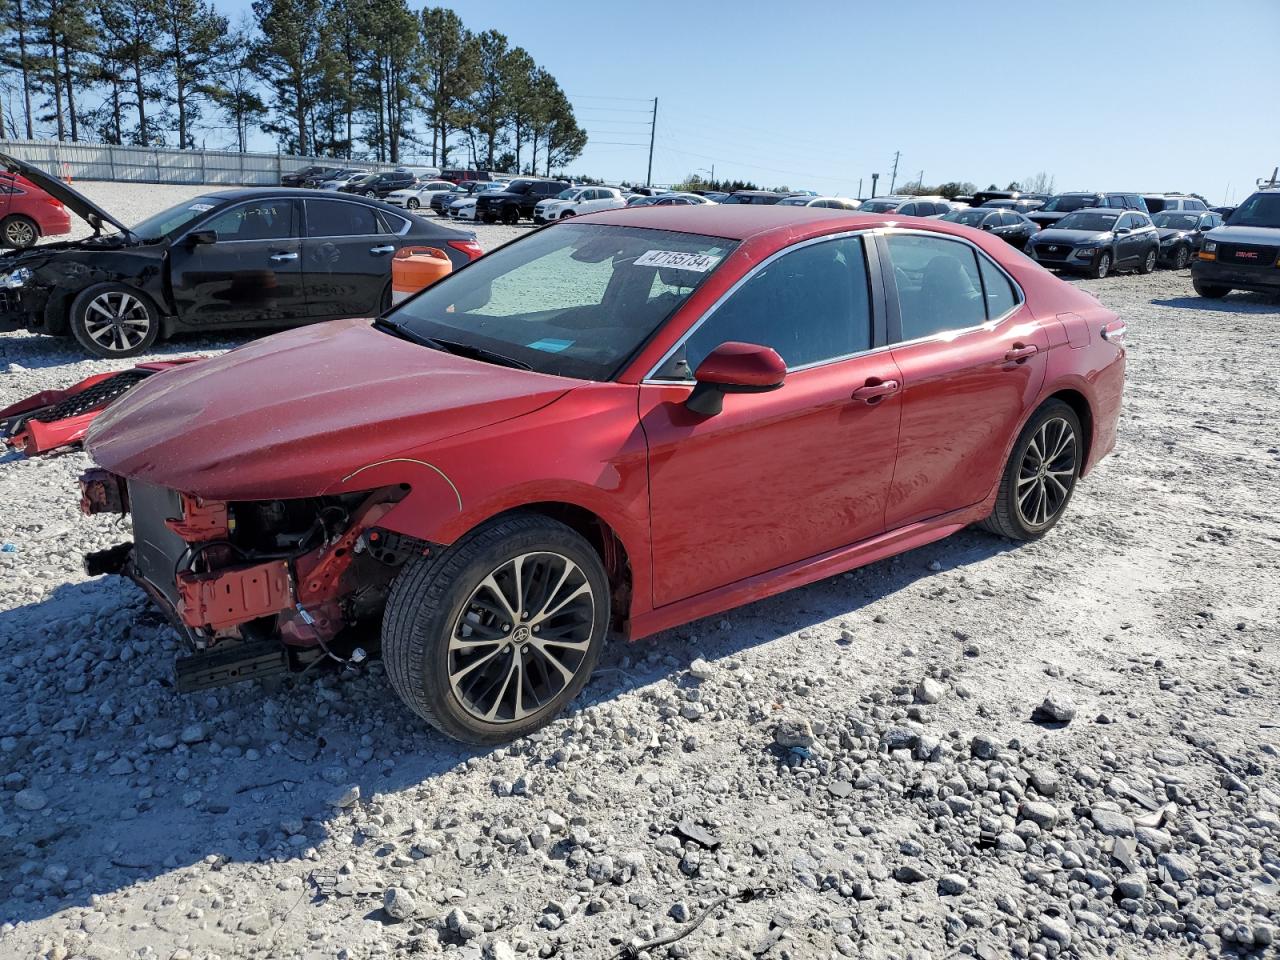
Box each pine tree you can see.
[252,0,323,154]
[151,0,230,148]
[418,5,475,167]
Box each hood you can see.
[1205,224,1280,245]
[0,151,132,237]
[1031,228,1112,244]
[1028,211,1068,224]
[86,317,577,501]
[1156,227,1190,241]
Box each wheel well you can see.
[501,502,633,629]
[1046,389,1093,469]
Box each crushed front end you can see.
[80,471,426,692]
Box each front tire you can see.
[1091,252,1112,280]
[1193,281,1230,299]
[68,283,160,358]
[1138,246,1157,274]
[980,400,1082,541]
[382,513,609,744]
[407,197,420,209]
[501,206,519,225]
[1,215,39,249]
[1172,245,1191,269]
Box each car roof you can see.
[583,204,982,243]
[188,187,382,202]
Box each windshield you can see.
[944,209,992,226]
[555,188,580,200]
[1054,212,1117,232]
[129,197,223,240]
[1041,195,1095,213]
[859,199,901,213]
[384,223,738,380]
[1227,192,1280,228]
[1153,213,1199,230]
[777,196,810,206]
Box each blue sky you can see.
[224,0,1280,203]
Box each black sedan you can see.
[0,154,481,358]
[337,170,416,199]
[1153,210,1224,268]
[281,164,342,187]
[941,207,1039,250]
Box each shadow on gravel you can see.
[0,331,250,371]
[1151,293,1280,312]
[0,526,1015,925]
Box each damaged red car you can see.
[76,206,1125,743]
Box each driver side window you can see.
[206,201,296,241]
[657,235,872,379]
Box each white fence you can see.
[0,139,407,186]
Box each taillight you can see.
[447,239,484,261]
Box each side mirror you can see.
[686,341,786,416]
[981,222,994,230]
[187,230,217,246]
[1115,227,1130,235]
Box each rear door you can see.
[878,231,1049,527]
[301,197,398,318]
[168,197,306,327]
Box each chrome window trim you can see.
[641,226,1025,384]
[641,228,878,384]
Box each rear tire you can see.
[68,283,161,358]
[501,206,519,225]
[1091,252,1112,280]
[382,513,609,744]
[1138,246,1157,274]
[1193,281,1230,299]
[980,400,1082,541]
[1,215,39,249]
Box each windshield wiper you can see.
[427,337,531,370]
[373,320,531,370]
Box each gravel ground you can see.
[1,187,1279,960]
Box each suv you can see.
[1028,192,1148,230]
[441,169,495,184]
[1143,194,1207,215]
[858,196,956,217]
[338,170,416,198]
[1025,208,1160,278]
[1191,188,1280,298]
[475,178,570,224]
[534,186,626,223]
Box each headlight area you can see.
[79,476,427,691]
[1,266,32,289]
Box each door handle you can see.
[269,251,298,262]
[369,244,396,255]
[851,379,900,404]
[1004,343,1038,362]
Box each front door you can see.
[169,198,306,327]
[640,233,902,607]
[301,198,398,318]
[877,231,1050,528]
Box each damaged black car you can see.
[0,153,482,358]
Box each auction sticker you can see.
[634,250,722,272]
[188,203,215,212]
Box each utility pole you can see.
[646,97,658,187]
[857,177,863,198]
[917,169,924,192]
[889,151,900,194]
[870,173,879,198]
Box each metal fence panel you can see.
[0,139,408,185]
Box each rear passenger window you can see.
[979,257,1017,318]
[885,234,986,341]
[306,199,380,237]
[663,235,873,375]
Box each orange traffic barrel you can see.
[392,246,452,303]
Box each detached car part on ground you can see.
[68,206,1125,744]
[0,152,481,358]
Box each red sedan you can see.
[78,206,1125,742]
[0,172,71,247]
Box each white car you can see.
[448,197,479,221]
[776,195,862,210]
[319,172,367,192]
[534,187,626,224]
[385,180,459,210]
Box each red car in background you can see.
[0,172,71,247]
[75,206,1126,743]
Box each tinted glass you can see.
[1154,213,1199,229]
[207,200,295,241]
[886,234,985,341]
[390,224,737,380]
[660,236,872,377]
[1000,212,1019,226]
[979,257,1016,318]
[859,199,902,213]
[1042,195,1094,213]
[306,199,381,237]
[1186,199,1206,210]
[1226,192,1280,228]
[944,209,990,227]
[1056,212,1119,231]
